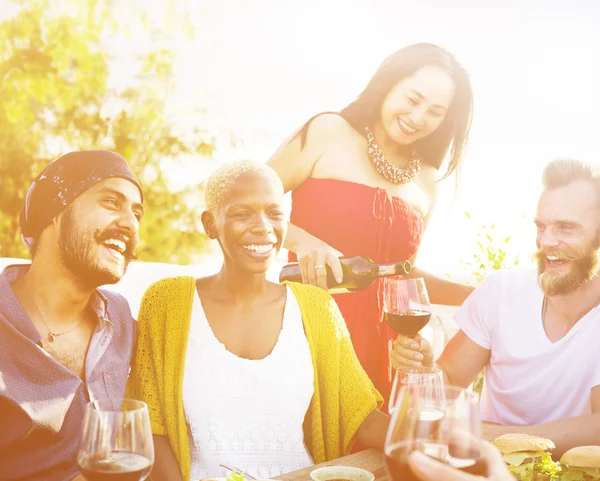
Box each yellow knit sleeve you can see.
[310,287,383,454]
[288,282,384,457]
[125,281,169,436]
[336,309,384,453]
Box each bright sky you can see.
[165,0,600,276]
[5,0,600,276]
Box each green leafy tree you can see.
[0,0,214,263]
[459,212,523,284]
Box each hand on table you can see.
[408,440,513,480]
[390,333,434,370]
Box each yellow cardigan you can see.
[126,277,383,481]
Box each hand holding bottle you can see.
[391,333,434,370]
[281,253,411,292]
[295,238,344,291]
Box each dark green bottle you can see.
[279,255,411,293]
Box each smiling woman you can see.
[126,160,390,481]
[203,160,286,274]
[266,42,475,410]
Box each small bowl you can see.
[310,466,375,481]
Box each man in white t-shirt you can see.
[391,158,600,456]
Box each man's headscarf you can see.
[20,150,143,251]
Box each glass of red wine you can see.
[385,383,487,481]
[383,277,431,336]
[77,399,154,481]
[384,277,434,412]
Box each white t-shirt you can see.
[455,267,600,425]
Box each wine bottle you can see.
[279,255,411,293]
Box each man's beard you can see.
[536,237,600,296]
[58,208,135,288]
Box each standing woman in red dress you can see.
[267,43,475,408]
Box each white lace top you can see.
[183,286,315,480]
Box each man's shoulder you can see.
[98,288,131,311]
[479,266,539,295]
[98,288,135,329]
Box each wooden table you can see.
[275,449,387,481]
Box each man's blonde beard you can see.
[537,249,600,296]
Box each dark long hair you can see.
[297,43,473,179]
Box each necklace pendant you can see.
[48,332,57,342]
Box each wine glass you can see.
[383,277,431,336]
[77,399,154,481]
[383,277,435,411]
[385,383,486,481]
[389,366,444,414]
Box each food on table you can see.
[493,433,560,481]
[560,446,600,480]
[226,471,245,481]
[309,465,374,481]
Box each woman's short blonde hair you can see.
[204,160,282,214]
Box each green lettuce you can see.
[560,470,584,481]
[535,452,561,478]
[506,453,561,481]
[561,468,600,481]
[508,463,533,481]
[226,471,245,481]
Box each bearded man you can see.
[0,151,144,480]
[390,158,600,457]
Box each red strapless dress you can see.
[289,178,424,408]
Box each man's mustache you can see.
[94,228,138,260]
[534,249,582,263]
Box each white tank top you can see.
[183,286,315,480]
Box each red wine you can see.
[385,310,431,336]
[385,442,488,481]
[78,451,152,481]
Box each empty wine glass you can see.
[389,366,444,414]
[77,399,154,481]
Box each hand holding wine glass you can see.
[390,333,434,370]
[77,399,154,481]
[384,277,438,412]
[384,276,434,370]
[385,383,487,481]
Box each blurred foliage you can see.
[458,212,529,395]
[459,212,523,284]
[0,0,215,263]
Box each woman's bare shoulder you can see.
[307,113,358,145]
[419,164,442,192]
